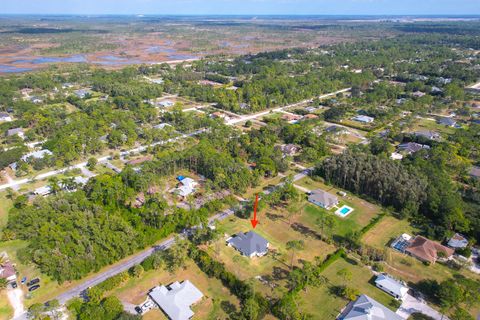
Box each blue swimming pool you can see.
[335,205,354,217]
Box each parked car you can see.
[27,278,40,286]
[134,306,142,314]
[29,285,40,292]
[21,277,27,284]
[11,282,17,289]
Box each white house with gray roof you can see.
[308,189,339,210]
[375,274,409,300]
[227,231,269,258]
[338,294,403,320]
[148,280,203,320]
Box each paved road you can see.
[0,129,204,192]
[226,88,351,125]
[54,208,233,305]
[1,88,349,191]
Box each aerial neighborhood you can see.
[0,6,479,320]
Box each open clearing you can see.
[299,257,398,319]
[111,259,239,320]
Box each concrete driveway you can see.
[396,293,449,320]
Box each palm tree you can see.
[286,240,305,269]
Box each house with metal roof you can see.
[375,274,409,300]
[175,177,198,198]
[352,115,374,123]
[308,189,339,210]
[437,117,456,127]
[149,280,203,320]
[21,149,53,162]
[0,112,12,122]
[6,127,24,139]
[338,294,403,320]
[447,233,469,249]
[227,231,269,258]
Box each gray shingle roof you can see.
[341,294,403,320]
[227,231,269,257]
[308,189,338,208]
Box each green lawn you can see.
[211,208,336,297]
[295,177,382,238]
[361,216,417,249]
[299,258,398,320]
[0,192,13,230]
[412,118,455,136]
[0,290,13,320]
[111,260,239,320]
[0,240,60,307]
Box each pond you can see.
[11,54,87,64]
[0,65,33,73]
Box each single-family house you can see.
[303,114,319,120]
[325,125,348,135]
[308,189,339,210]
[414,130,441,141]
[21,149,53,162]
[210,112,230,121]
[33,185,53,197]
[159,100,174,108]
[153,123,171,130]
[281,113,302,122]
[352,115,374,123]
[30,96,43,104]
[6,128,24,139]
[469,166,480,179]
[74,89,91,99]
[60,176,89,192]
[447,233,469,249]
[149,280,203,320]
[375,274,409,300]
[397,142,430,155]
[280,144,300,157]
[390,152,403,160]
[0,112,12,122]
[175,177,198,198]
[431,86,443,94]
[20,88,33,97]
[338,294,403,320]
[0,253,16,283]
[405,236,454,264]
[227,231,269,258]
[412,91,426,98]
[62,82,75,89]
[437,117,456,127]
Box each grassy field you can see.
[0,240,60,307]
[412,118,455,136]
[111,260,239,320]
[0,291,13,320]
[209,208,336,297]
[295,177,382,237]
[299,257,398,320]
[361,216,417,249]
[0,192,12,229]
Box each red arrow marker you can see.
[251,194,259,229]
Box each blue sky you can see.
[1,0,479,15]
